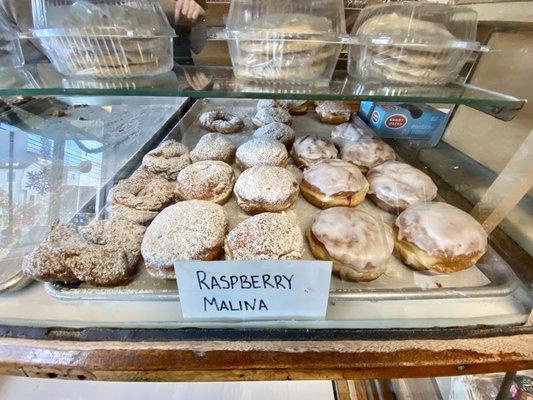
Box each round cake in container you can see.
[347,3,481,85]
[226,0,345,85]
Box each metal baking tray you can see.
[45,98,519,302]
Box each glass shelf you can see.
[0,63,525,120]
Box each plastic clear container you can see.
[30,0,175,78]
[226,0,345,85]
[348,2,480,85]
[0,12,25,70]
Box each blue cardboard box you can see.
[358,102,448,145]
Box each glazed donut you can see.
[367,161,437,214]
[307,208,394,282]
[236,138,288,170]
[300,159,369,209]
[141,201,229,279]
[394,202,488,274]
[142,140,190,180]
[190,133,237,164]
[225,213,304,260]
[234,165,299,214]
[253,122,296,149]
[175,160,235,205]
[330,122,368,149]
[341,139,396,174]
[291,135,338,169]
[315,101,351,124]
[252,107,292,127]
[200,110,244,133]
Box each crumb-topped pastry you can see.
[291,135,338,169]
[307,208,394,282]
[142,140,190,180]
[341,138,396,173]
[236,138,288,169]
[394,202,488,274]
[234,165,299,214]
[301,159,369,209]
[225,213,304,260]
[141,201,229,279]
[190,133,237,164]
[367,161,438,214]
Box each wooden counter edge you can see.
[0,333,531,382]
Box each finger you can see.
[174,0,184,24]
[181,0,192,19]
[191,6,201,21]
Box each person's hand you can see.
[184,70,211,90]
[174,0,205,23]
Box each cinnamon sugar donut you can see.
[225,213,304,260]
[395,202,488,274]
[190,133,237,164]
[176,160,235,205]
[200,110,244,134]
[253,107,292,127]
[315,101,351,124]
[142,140,190,180]
[236,138,288,170]
[141,201,229,279]
[253,122,296,149]
[367,161,437,214]
[234,165,299,214]
[341,139,396,174]
[291,135,338,169]
[301,159,369,209]
[307,208,394,282]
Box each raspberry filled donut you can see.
[190,133,237,164]
[200,110,244,133]
[341,139,396,174]
[291,135,338,169]
[236,138,288,169]
[307,208,394,282]
[300,159,369,209]
[394,202,488,274]
[234,165,299,214]
[367,161,437,214]
[142,140,190,180]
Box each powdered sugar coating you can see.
[176,160,235,204]
[341,139,396,170]
[236,138,288,169]
[234,165,299,206]
[257,99,289,110]
[142,140,190,180]
[292,135,338,166]
[141,201,229,271]
[396,202,487,258]
[190,133,236,163]
[225,213,304,260]
[200,110,244,133]
[253,107,292,126]
[367,161,437,210]
[312,207,394,270]
[303,159,369,197]
[109,175,175,211]
[316,101,351,117]
[253,122,295,147]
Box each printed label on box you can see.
[174,260,332,321]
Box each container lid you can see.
[30,0,175,38]
[350,2,481,50]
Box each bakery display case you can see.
[0,0,531,392]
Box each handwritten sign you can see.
[174,260,332,321]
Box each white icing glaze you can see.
[236,138,288,168]
[234,165,298,205]
[396,202,488,257]
[303,159,369,197]
[367,161,437,208]
[341,139,396,169]
[293,135,338,163]
[330,122,369,147]
[312,207,394,269]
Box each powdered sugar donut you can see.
[234,165,299,214]
[252,107,292,127]
[253,122,295,149]
[256,99,308,115]
[307,208,394,282]
[315,101,351,124]
[367,161,437,214]
[176,160,235,205]
[190,133,237,164]
[225,213,304,260]
[291,135,338,169]
[395,202,488,274]
[341,139,396,173]
[200,110,244,134]
[142,140,190,180]
[141,201,229,279]
[236,138,288,170]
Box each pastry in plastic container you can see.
[30,0,174,78]
[348,3,481,85]
[226,0,345,85]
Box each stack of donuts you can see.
[23,99,488,287]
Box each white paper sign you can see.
[174,260,332,321]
